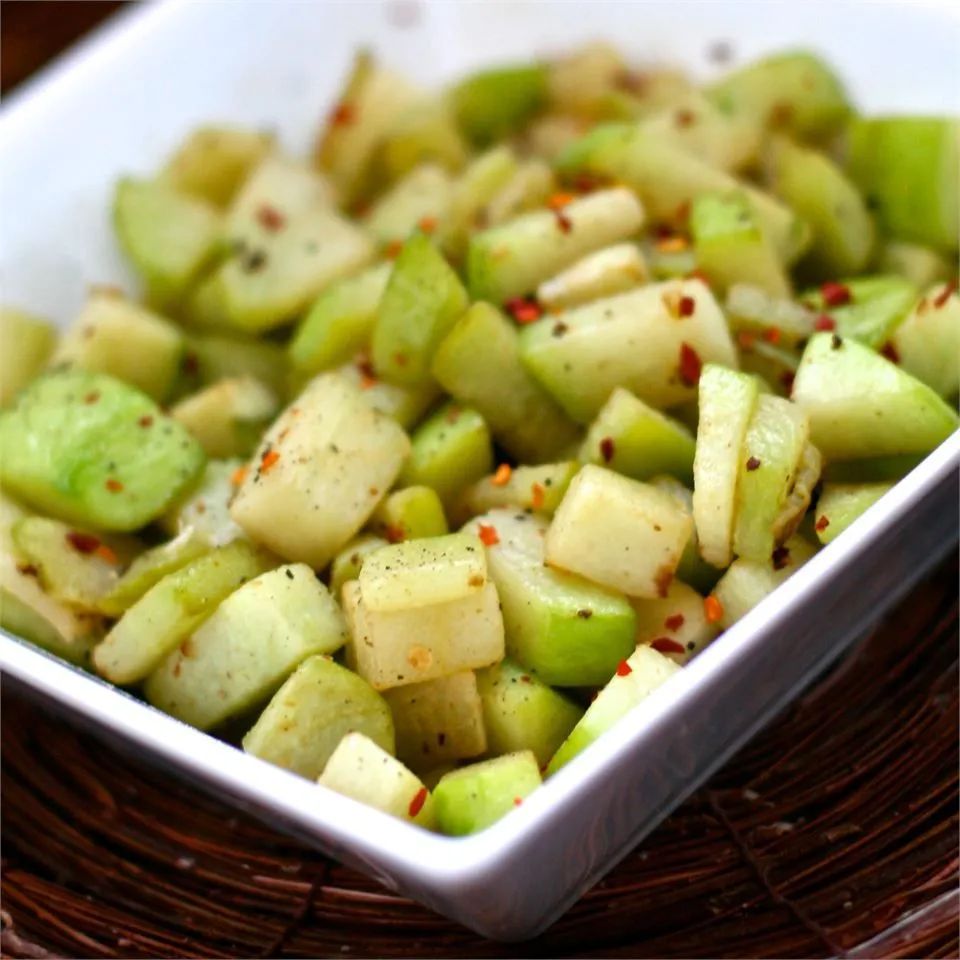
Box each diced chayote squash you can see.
[0,370,205,532]
[384,670,487,770]
[368,486,448,544]
[725,283,816,348]
[358,532,485,613]
[711,535,818,628]
[329,534,388,599]
[545,42,635,119]
[400,403,494,508]
[160,458,247,548]
[520,278,738,422]
[482,159,556,228]
[692,365,760,568]
[632,580,721,666]
[768,137,874,278]
[545,464,693,598]
[319,732,436,829]
[450,63,548,146]
[791,333,959,461]
[464,510,635,687]
[476,658,583,766]
[113,178,221,306]
[0,308,56,407]
[432,302,580,463]
[579,387,696,484]
[433,751,542,835]
[341,578,504,691]
[536,242,648,311]
[892,283,960,397]
[732,395,820,563]
[229,372,410,570]
[162,126,274,208]
[376,98,468,184]
[846,117,959,253]
[365,164,452,247]
[11,516,138,613]
[171,377,278,458]
[813,483,894,545]
[547,646,679,774]
[181,332,289,398]
[243,654,395,780]
[877,242,953,290]
[145,564,347,730]
[455,461,579,523]
[314,50,420,205]
[288,262,392,378]
[92,540,273,684]
[371,232,468,386]
[708,51,850,140]
[51,293,184,402]
[335,359,440,430]
[467,188,645,303]
[690,192,791,297]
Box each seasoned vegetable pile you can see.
[1,44,957,836]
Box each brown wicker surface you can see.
[2,560,957,959]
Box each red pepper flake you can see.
[393,352,409,367]
[704,595,724,623]
[686,268,710,286]
[656,234,689,254]
[66,531,101,554]
[231,466,248,487]
[599,436,616,463]
[745,456,761,471]
[572,173,605,193]
[477,524,500,547]
[771,545,791,570]
[355,355,378,389]
[737,331,756,350]
[408,787,428,818]
[553,208,573,234]
[384,523,406,544]
[664,613,685,631]
[615,660,633,677]
[468,574,485,588]
[505,297,542,325]
[933,280,958,308]
[138,415,154,428]
[547,192,575,211]
[520,674,533,684]
[674,109,696,128]
[815,515,830,533]
[769,101,794,127]
[84,391,100,405]
[651,636,686,655]
[674,200,692,224]
[95,543,119,565]
[820,281,852,307]
[678,342,702,387]
[512,796,524,808]
[256,205,286,232]
[445,406,463,424]
[530,483,545,510]
[678,295,696,318]
[763,327,781,345]
[385,240,404,260]
[417,215,438,234]
[260,449,280,474]
[105,478,124,493]
[491,463,512,487]
[880,341,900,364]
[814,314,836,332]
[330,102,356,126]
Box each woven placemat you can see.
[1,560,957,959]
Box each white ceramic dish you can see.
[1,0,958,941]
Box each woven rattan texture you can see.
[1,561,957,959]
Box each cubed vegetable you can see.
[369,486,448,543]
[632,581,721,666]
[365,164,452,247]
[451,64,548,145]
[891,283,960,397]
[813,483,894,545]
[0,308,56,407]
[537,243,648,311]
[456,461,579,522]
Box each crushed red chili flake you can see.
[477,524,500,546]
[530,483,546,510]
[763,327,782,345]
[674,109,696,128]
[769,101,794,127]
[820,281,852,307]
[105,478,124,493]
[664,613,685,631]
[678,342,702,386]
[84,391,100,404]
[138,415,154,428]
[547,192,575,211]
[417,216,438,234]
[674,200,692,223]
[513,797,523,807]
[330,102,356,126]
[686,268,710,285]
[256,205,286,232]
[933,280,958,308]
[66,531,101,554]
[599,436,616,463]
[505,297,542,325]
[678,295,696,318]
[814,314,836,331]
[880,341,900,364]
[491,463,512,486]
[385,240,404,259]
[704,595,724,623]
[745,456,761,471]
[393,352,409,367]
[737,331,756,350]
[467,574,484,587]
[655,234,689,254]
[772,545,791,570]
[445,406,463,424]
[95,544,119,565]
[651,636,686,655]
[553,208,573,234]
[231,466,248,487]
[408,787,428,818]
[260,449,281,474]
[572,173,605,193]
[520,674,532,684]
[615,660,633,677]
[384,523,406,544]
[815,515,830,532]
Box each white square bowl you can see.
[1,0,958,941]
